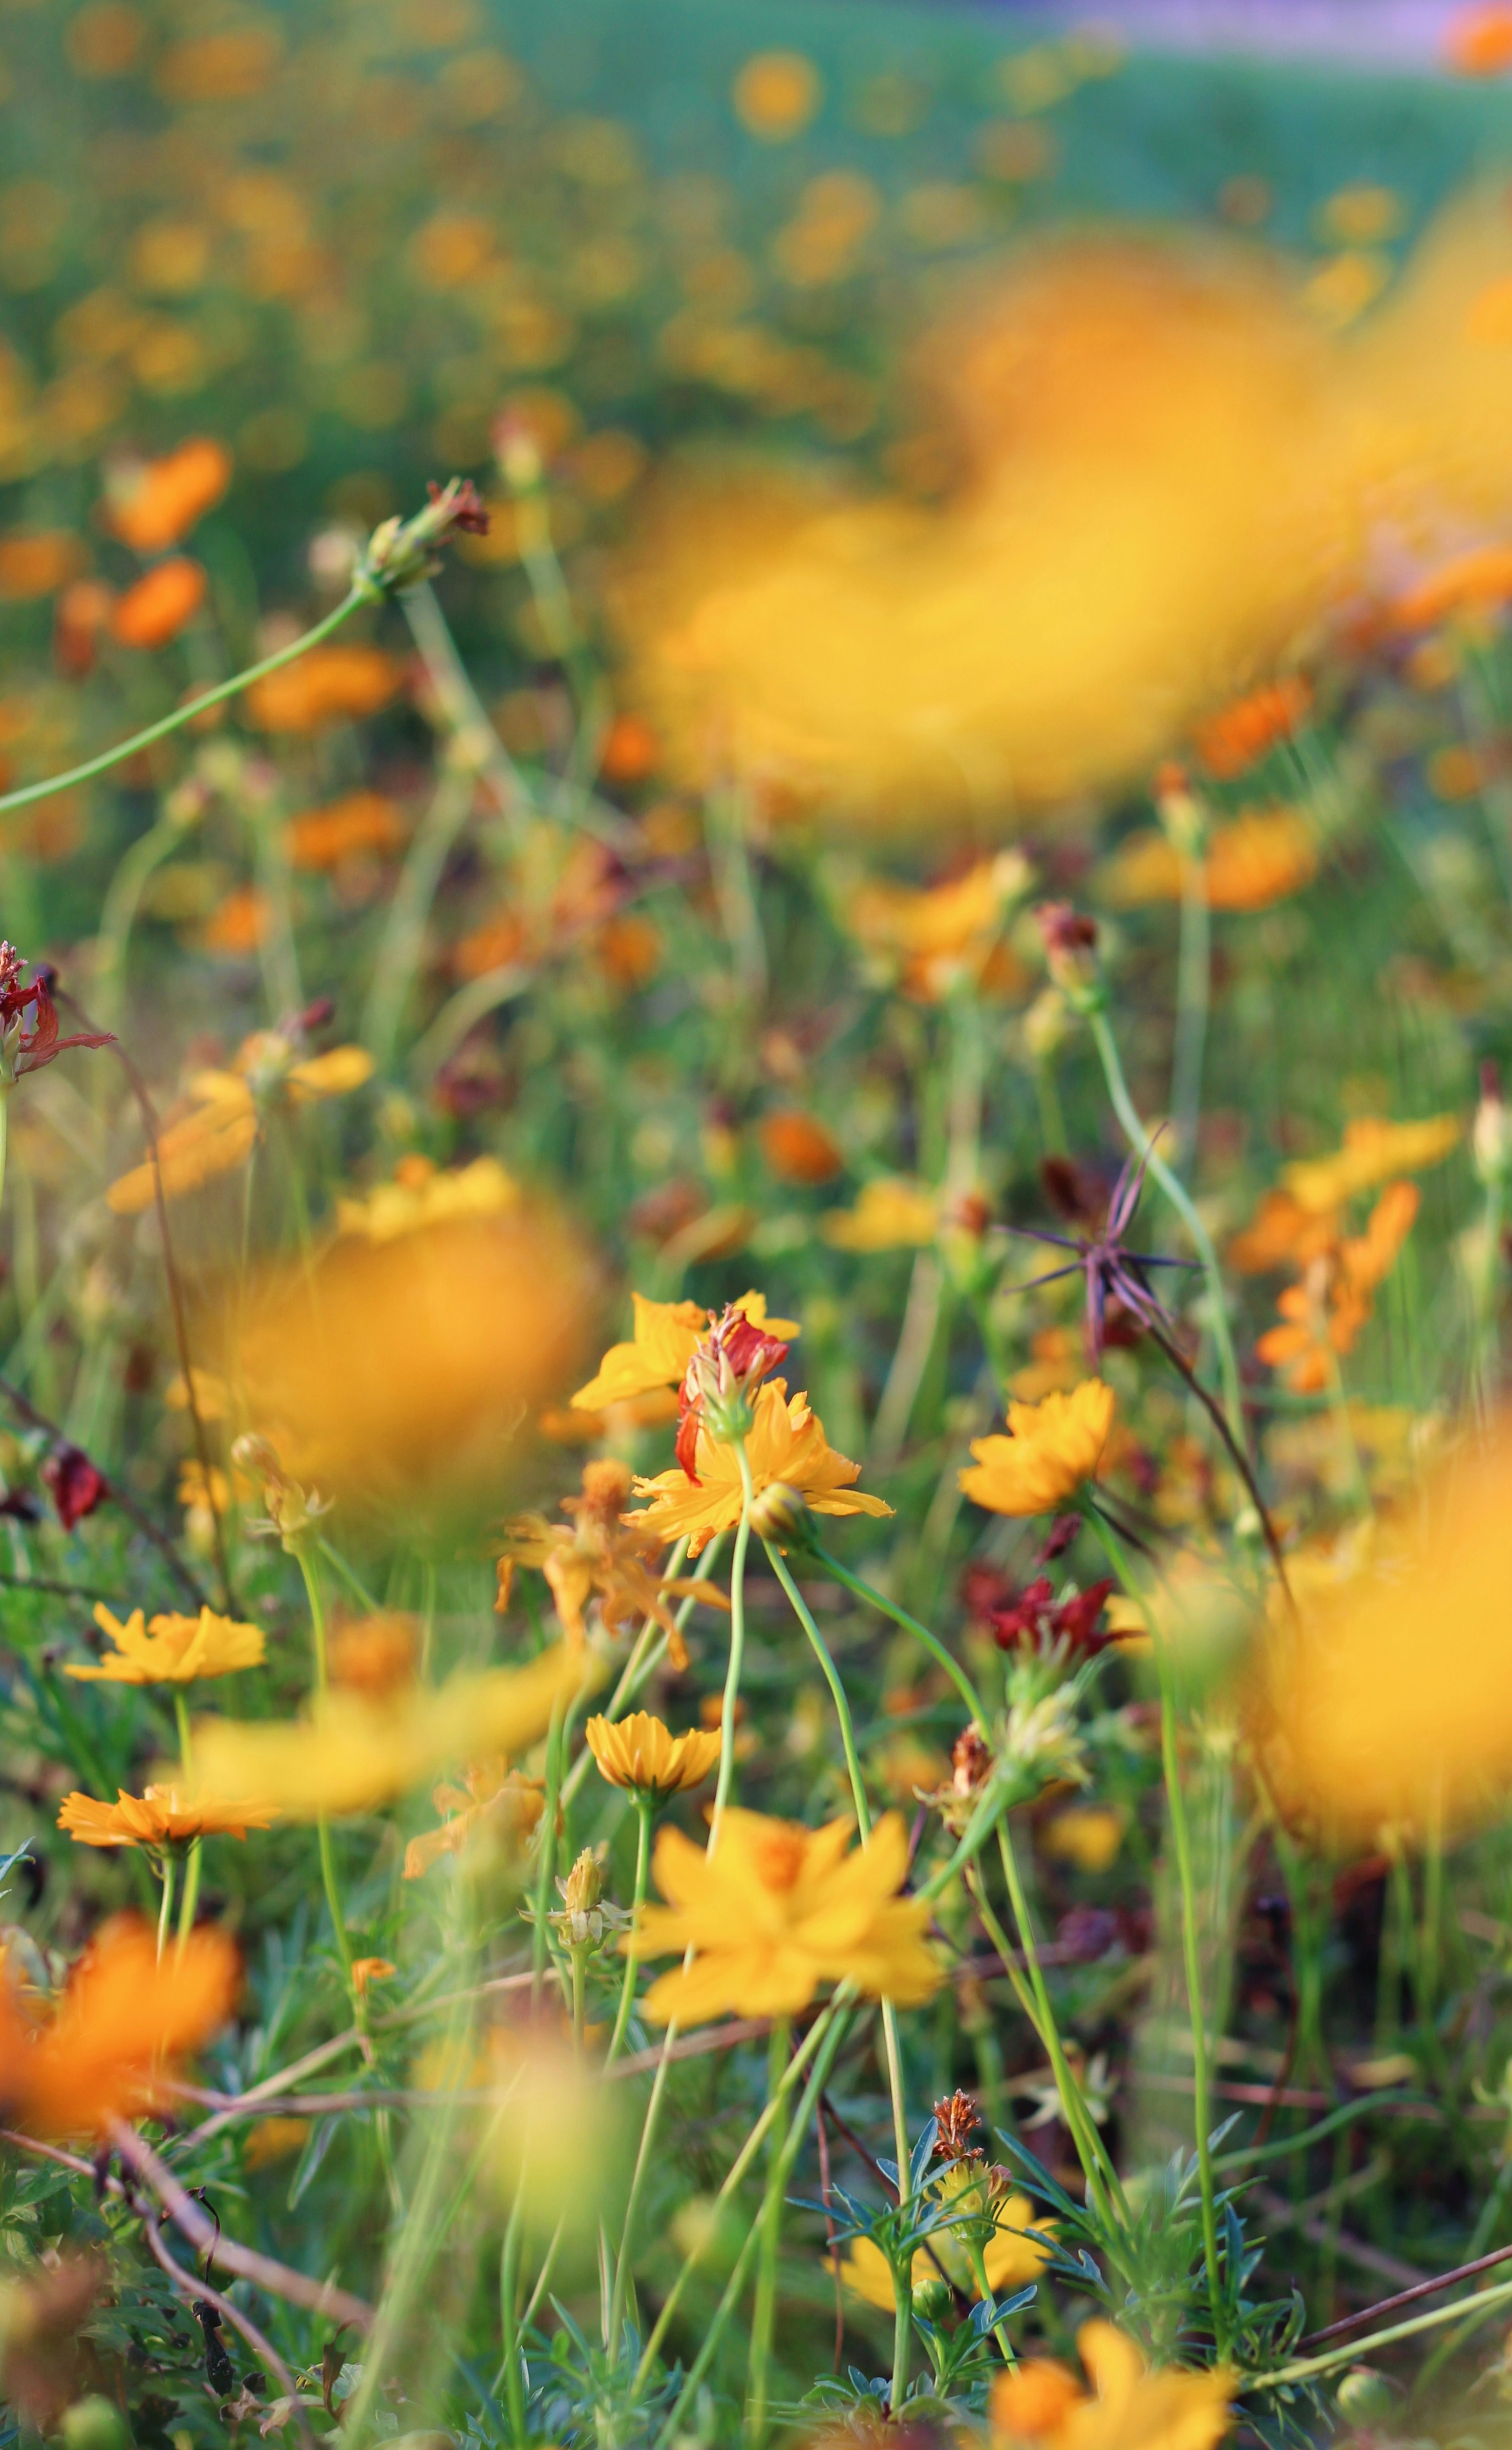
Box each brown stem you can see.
[0,1375,205,1612]
[137,2206,316,2450]
[1297,2237,1512,2351]
[107,2121,374,2330]
[1144,1316,1293,1608]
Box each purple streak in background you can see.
[1009,0,1468,68]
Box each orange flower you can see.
[1100,811,1316,913]
[64,1602,264,1685]
[1191,676,1311,777]
[759,1109,844,1185]
[0,1915,240,2139]
[599,711,660,783]
[0,532,86,602]
[111,557,206,649]
[1228,1189,1340,1276]
[629,1378,891,1556]
[107,1036,373,1214]
[498,1458,730,1668]
[285,790,405,870]
[1445,6,1512,74]
[572,1290,796,1412]
[108,439,232,553]
[584,1710,723,1797]
[961,1380,1115,1517]
[402,1759,544,1879]
[732,49,822,139]
[57,1785,277,1848]
[246,644,403,733]
[328,1612,419,1697]
[1281,1113,1460,1213]
[990,2320,1232,2450]
[453,909,528,981]
[350,1957,395,1996]
[845,856,1030,1002]
[200,885,271,956]
[1256,1182,1419,1392]
[1388,541,1512,629]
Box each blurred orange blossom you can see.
[0,1915,239,2139]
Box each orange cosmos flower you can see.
[1388,540,1512,629]
[1190,676,1311,777]
[1280,1112,1460,1213]
[57,1785,277,1848]
[732,49,822,139]
[759,1109,844,1185]
[238,1206,596,1514]
[107,1032,374,1214]
[629,1378,891,1556]
[64,1602,264,1684]
[1445,6,1512,75]
[0,531,86,601]
[961,1379,1115,1518]
[499,1458,728,1663]
[402,1759,544,1880]
[632,1807,937,2025]
[845,855,1031,1001]
[285,790,406,871]
[571,1289,797,1412]
[335,1153,519,1242]
[0,1915,240,2139]
[245,643,402,732]
[585,1710,722,1797]
[107,438,232,552]
[110,557,206,649]
[990,2320,1232,2450]
[1100,810,1316,913]
[1257,1181,1419,1393]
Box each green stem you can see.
[1087,1005,1244,1451]
[882,2001,913,2411]
[155,1851,177,1961]
[0,1090,9,1221]
[1084,1504,1224,2346]
[1170,855,1211,1179]
[0,589,367,819]
[991,1833,1125,2230]
[93,815,186,1033]
[708,1443,755,1853]
[172,1690,202,1948]
[608,2014,678,2353]
[765,1542,870,1834]
[813,1544,988,1734]
[361,764,477,1069]
[498,2198,527,2439]
[747,2018,792,2442]
[531,1695,566,2009]
[296,1548,353,1991]
[606,1796,653,2066]
[1259,2270,1512,2390]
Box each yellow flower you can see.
[0,1915,240,2142]
[1258,1421,1512,1843]
[571,1289,797,1411]
[1040,1805,1127,1874]
[1281,1113,1461,1215]
[57,1785,277,1848]
[839,2188,1054,2309]
[629,1378,892,1557]
[402,1760,544,1880]
[960,1380,1115,1518]
[584,1710,722,1796]
[64,1602,264,1685]
[822,1178,940,1252]
[991,2319,1232,2450]
[107,1034,374,1215]
[844,855,1031,1000]
[243,2115,311,2168]
[190,1644,583,1820]
[334,1153,520,1242]
[631,1807,939,2025]
[1099,810,1317,914]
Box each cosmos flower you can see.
[1256,1181,1420,1393]
[584,1710,722,1797]
[334,1154,520,1242]
[960,1381,1116,1518]
[990,2320,1232,2450]
[105,438,231,552]
[499,1459,729,1665]
[1190,676,1311,777]
[106,1031,374,1214]
[821,1177,940,1252]
[843,855,1032,1000]
[571,1289,797,1412]
[57,1786,277,1848]
[402,1760,544,1880]
[1099,809,1317,913]
[110,557,206,649]
[629,1379,892,1555]
[632,1807,938,2024]
[836,2191,1053,2309]
[0,1915,240,2140]
[1280,1113,1460,1214]
[64,1602,264,1685]
[285,791,406,871]
[189,1644,583,1819]
[245,643,402,733]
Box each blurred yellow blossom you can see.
[1281,1113,1460,1213]
[991,2320,1232,2450]
[822,1178,940,1252]
[335,1153,520,1242]
[633,1807,938,2024]
[571,1289,796,1410]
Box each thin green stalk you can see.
[882,2001,913,2409]
[361,764,477,1068]
[498,2196,527,2439]
[155,1850,177,1961]
[558,1533,707,1812]
[173,1691,202,1947]
[531,1695,567,2009]
[608,2012,678,2354]
[606,1795,654,2066]
[0,589,366,820]
[652,2005,855,2444]
[1170,856,1211,1179]
[92,815,185,1032]
[765,1542,870,1834]
[1258,2269,1512,2390]
[1087,1005,1244,1450]
[709,1443,755,1852]
[633,1992,848,2394]
[990,1835,1125,2231]
[813,1544,988,1733]
[1084,1503,1225,2347]
[296,1548,353,1990]
[747,2018,792,2441]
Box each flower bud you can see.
[561,1848,602,1920]
[1154,760,1208,860]
[1034,902,1105,1012]
[1335,2369,1393,2426]
[1475,1060,1512,1186]
[747,1480,811,1544]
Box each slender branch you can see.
[138,2208,315,2450]
[1142,1316,1292,1606]
[107,2121,374,2330]
[1297,2237,1512,2351]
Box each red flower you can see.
[0,947,113,1081]
[988,1575,1115,1656]
[674,1303,792,1482]
[40,1445,109,1532]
